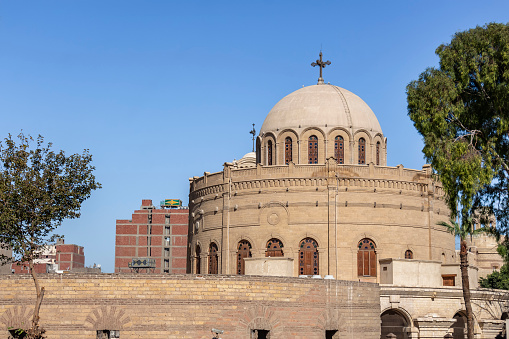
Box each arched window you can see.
[405,250,413,259]
[237,240,252,275]
[376,141,380,166]
[195,245,201,274]
[357,238,376,277]
[285,137,292,164]
[334,136,344,164]
[358,138,366,164]
[256,138,261,164]
[208,243,218,274]
[267,140,273,166]
[308,135,318,164]
[299,238,319,275]
[265,238,283,257]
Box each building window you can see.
[196,245,201,274]
[299,238,319,276]
[405,250,413,259]
[308,135,318,164]
[358,138,366,164]
[237,240,252,275]
[357,238,376,277]
[164,248,170,258]
[334,136,344,164]
[285,137,292,164]
[265,238,283,257]
[326,330,338,339]
[442,274,456,286]
[165,225,170,235]
[267,140,273,166]
[208,243,218,274]
[97,330,120,339]
[376,141,380,165]
[251,329,270,339]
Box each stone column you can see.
[414,316,456,339]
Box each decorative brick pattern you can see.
[0,274,380,339]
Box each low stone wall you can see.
[0,274,380,339]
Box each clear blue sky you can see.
[1,1,507,272]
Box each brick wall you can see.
[0,274,380,339]
[115,200,188,274]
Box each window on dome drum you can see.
[308,135,318,164]
[376,141,380,165]
[195,245,201,274]
[357,238,376,277]
[358,138,366,164]
[208,243,218,274]
[267,140,273,165]
[285,137,292,164]
[334,136,344,164]
[299,238,319,276]
[237,240,252,275]
[405,250,413,259]
[265,238,284,257]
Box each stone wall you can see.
[0,274,380,339]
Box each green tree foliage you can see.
[480,264,509,290]
[0,133,101,338]
[407,22,509,226]
[407,23,509,339]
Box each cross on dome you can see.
[311,51,331,85]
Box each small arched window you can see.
[208,243,218,274]
[358,138,366,164]
[376,141,381,166]
[357,238,376,277]
[334,136,344,164]
[267,140,273,166]
[266,238,284,257]
[299,238,319,276]
[308,135,318,164]
[405,250,413,259]
[195,245,201,274]
[285,137,293,165]
[237,240,252,275]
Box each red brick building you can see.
[11,239,85,273]
[115,199,188,273]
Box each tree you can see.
[0,133,101,338]
[438,218,476,339]
[407,23,509,339]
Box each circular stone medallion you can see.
[267,212,280,226]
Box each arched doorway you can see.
[208,243,218,274]
[299,238,319,275]
[381,309,410,339]
[265,238,283,257]
[451,312,466,339]
[237,240,252,275]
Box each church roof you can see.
[260,84,383,136]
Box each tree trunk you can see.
[28,260,45,339]
[460,239,474,339]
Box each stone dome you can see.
[260,84,382,136]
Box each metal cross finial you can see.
[249,123,256,152]
[311,51,331,85]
